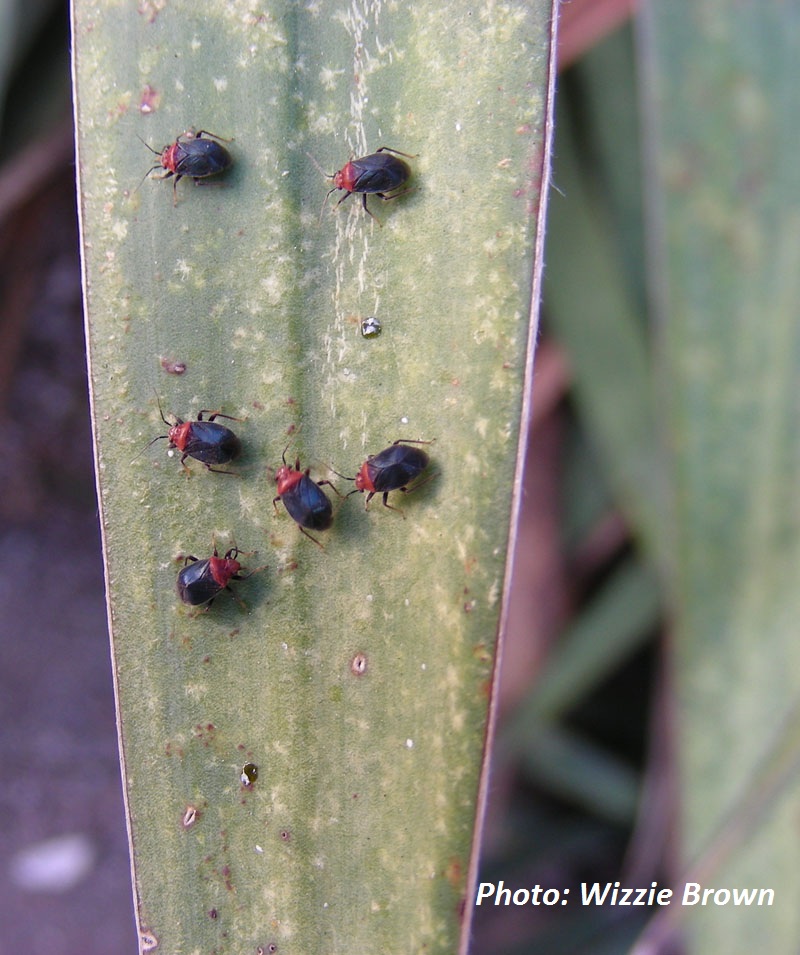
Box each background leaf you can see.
[637,2,800,950]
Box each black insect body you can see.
[351,439,434,514]
[273,450,338,547]
[177,546,251,607]
[149,401,242,474]
[325,147,415,223]
[142,129,233,205]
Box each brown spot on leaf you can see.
[160,356,186,375]
[139,84,160,113]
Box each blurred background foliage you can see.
[2,0,799,952]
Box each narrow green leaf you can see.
[544,96,665,568]
[519,722,641,826]
[642,2,800,950]
[72,1,556,952]
[503,558,661,728]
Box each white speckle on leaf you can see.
[320,67,344,90]
[185,682,207,701]
[260,275,283,305]
[233,326,265,349]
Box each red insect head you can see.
[354,463,375,493]
[208,551,242,588]
[168,421,193,452]
[160,142,181,174]
[333,162,357,192]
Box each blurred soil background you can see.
[0,2,658,954]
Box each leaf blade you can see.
[72,1,556,951]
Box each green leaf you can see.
[544,92,664,568]
[504,558,661,727]
[639,3,800,951]
[519,721,641,826]
[72,1,556,951]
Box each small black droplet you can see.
[241,762,258,786]
[360,316,382,338]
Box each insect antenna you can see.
[305,150,334,179]
[154,393,173,428]
[131,432,168,464]
[132,136,165,195]
[306,152,340,223]
[131,393,174,462]
[137,134,162,156]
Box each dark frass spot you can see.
[360,316,382,338]
[240,762,258,786]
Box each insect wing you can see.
[371,444,429,491]
[285,475,333,530]
[184,421,240,464]
[177,558,219,605]
[174,139,231,178]
[351,153,408,194]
